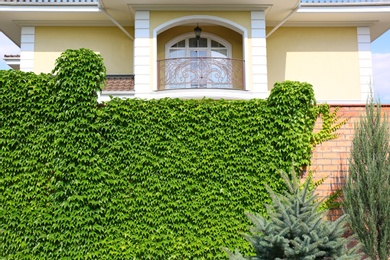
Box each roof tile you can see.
[104,74,134,91]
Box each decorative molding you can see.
[98,89,269,102]
[298,5,390,12]
[251,11,268,96]
[20,27,35,72]
[153,15,248,39]
[0,5,99,12]
[267,20,378,27]
[151,89,252,100]
[133,10,151,96]
[129,4,270,12]
[14,20,127,27]
[98,93,369,103]
[357,26,373,101]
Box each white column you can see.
[134,11,151,97]
[20,27,35,72]
[357,27,373,101]
[251,11,268,98]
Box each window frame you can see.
[165,32,232,59]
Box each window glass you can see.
[211,49,228,58]
[189,38,207,48]
[167,35,230,59]
[211,40,225,48]
[169,49,186,58]
[171,40,185,48]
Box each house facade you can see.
[1,0,390,102]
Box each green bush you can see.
[224,169,360,259]
[0,48,334,259]
[344,96,390,259]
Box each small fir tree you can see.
[224,170,360,259]
[343,96,390,259]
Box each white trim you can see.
[251,11,268,96]
[97,95,373,104]
[267,21,377,27]
[20,27,35,72]
[153,15,249,93]
[133,11,151,96]
[98,89,256,102]
[298,6,390,13]
[4,56,21,70]
[0,6,99,12]
[15,20,122,27]
[357,26,373,101]
[98,91,135,103]
[151,89,251,100]
[130,4,269,12]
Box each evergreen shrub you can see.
[343,96,390,259]
[0,48,336,259]
[224,170,360,259]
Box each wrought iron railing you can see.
[301,0,390,4]
[157,57,245,90]
[0,0,97,4]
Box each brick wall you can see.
[310,104,390,220]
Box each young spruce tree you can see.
[224,170,360,259]
[343,96,390,259]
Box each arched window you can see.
[166,33,231,59]
[162,33,234,89]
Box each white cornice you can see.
[301,2,390,8]
[14,20,131,27]
[267,20,378,27]
[129,4,270,12]
[298,6,390,13]
[0,5,99,12]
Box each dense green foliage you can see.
[224,170,360,260]
[344,97,390,259]
[1,48,334,258]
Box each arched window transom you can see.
[166,33,231,59]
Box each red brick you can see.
[331,147,348,152]
[315,159,332,165]
[322,165,340,171]
[331,159,348,165]
[321,153,338,159]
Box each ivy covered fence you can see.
[1,48,336,259]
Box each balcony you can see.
[157,57,245,91]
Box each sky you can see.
[1,29,390,102]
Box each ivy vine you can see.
[0,48,338,259]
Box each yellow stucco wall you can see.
[267,27,361,100]
[157,26,243,60]
[34,26,134,74]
